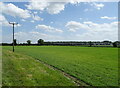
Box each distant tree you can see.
[103,40,111,43]
[13,39,17,45]
[27,40,31,45]
[38,39,44,45]
[112,42,117,47]
[89,41,92,47]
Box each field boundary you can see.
[34,58,91,86]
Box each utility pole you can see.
[9,22,18,52]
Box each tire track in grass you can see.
[34,58,91,86]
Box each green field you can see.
[3,46,118,86]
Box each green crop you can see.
[3,46,118,86]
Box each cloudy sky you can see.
[0,0,118,43]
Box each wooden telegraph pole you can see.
[9,22,18,52]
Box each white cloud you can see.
[26,0,48,11]
[2,20,118,43]
[91,3,104,10]
[79,18,82,20]
[11,31,63,43]
[36,24,63,33]
[26,0,118,3]
[84,8,89,12]
[46,2,66,14]
[0,14,21,27]
[34,11,38,14]
[50,21,53,24]
[26,0,106,14]
[65,21,90,32]
[84,21,117,32]
[66,21,118,32]
[84,8,93,12]
[26,0,82,14]
[16,24,21,27]
[32,15,43,21]
[0,14,10,26]
[26,0,66,14]
[84,2,104,12]
[30,20,35,23]
[75,30,117,41]
[0,2,31,19]
[51,20,118,40]
[65,21,118,41]
[101,16,117,20]
[21,19,26,22]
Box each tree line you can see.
[1,39,120,47]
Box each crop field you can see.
[2,46,118,86]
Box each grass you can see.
[2,49,76,86]
[3,46,118,86]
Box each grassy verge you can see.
[2,49,76,86]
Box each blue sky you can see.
[1,1,118,43]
